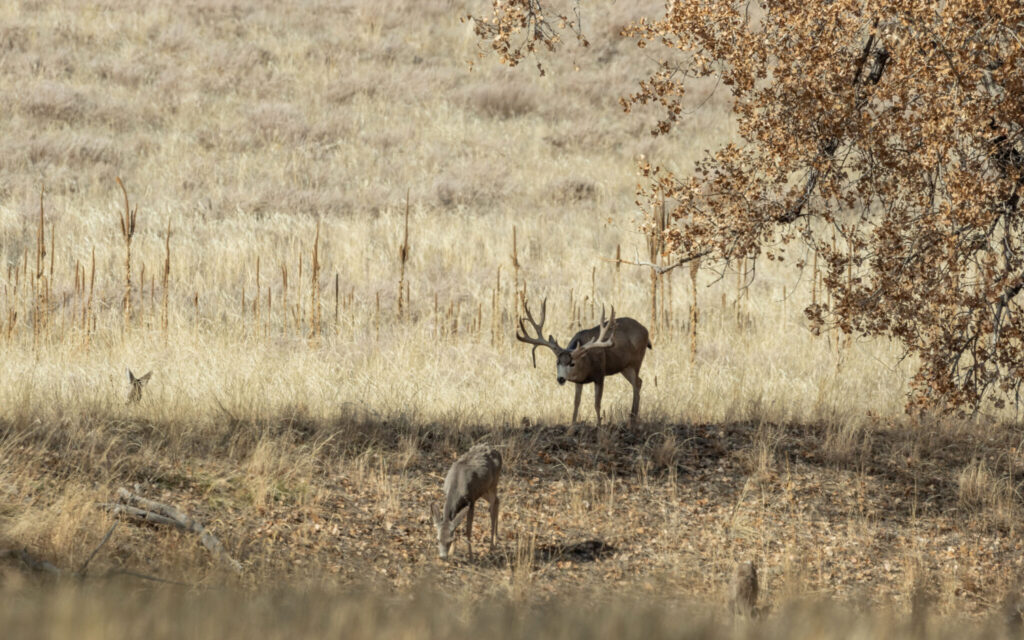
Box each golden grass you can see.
[2,0,1024,635]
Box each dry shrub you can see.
[24,81,90,123]
[243,438,317,509]
[433,170,506,209]
[648,431,681,472]
[957,458,1017,525]
[823,419,871,468]
[247,101,310,145]
[552,178,597,204]
[460,83,537,119]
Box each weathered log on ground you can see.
[107,487,242,573]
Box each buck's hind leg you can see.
[621,367,642,423]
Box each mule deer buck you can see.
[126,369,152,404]
[516,298,651,425]
[430,443,501,561]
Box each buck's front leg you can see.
[572,383,583,424]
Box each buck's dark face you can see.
[556,351,581,385]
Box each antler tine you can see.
[572,305,617,356]
[515,296,562,367]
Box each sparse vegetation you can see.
[1,0,1023,637]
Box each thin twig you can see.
[77,521,118,576]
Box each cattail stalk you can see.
[311,221,321,338]
[397,190,410,319]
[256,255,261,337]
[374,291,380,341]
[511,226,520,324]
[281,264,288,334]
[162,221,171,337]
[297,250,303,333]
[811,249,818,307]
[117,178,139,336]
[689,259,699,363]
[85,247,95,342]
[33,189,44,350]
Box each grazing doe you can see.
[729,561,759,618]
[126,369,152,404]
[516,298,651,425]
[430,444,502,561]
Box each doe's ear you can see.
[127,368,136,383]
[139,371,153,384]
[450,508,467,530]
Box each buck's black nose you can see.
[557,377,566,385]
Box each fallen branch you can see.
[77,521,118,577]
[101,568,192,587]
[108,487,242,574]
[604,248,712,275]
[2,543,191,587]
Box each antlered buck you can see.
[516,299,651,425]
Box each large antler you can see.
[571,306,617,357]
[515,297,563,367]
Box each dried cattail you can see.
[811,248,818,307]
[297,249,304,332]
[281,264,288,332]
[689,259,699,364]
[311,221,321,338]
[397,190,410,319]
[162,221,171,336]
[492,265,501,346]
[374,291,380,340]
[590,265,596,323]
[256,255,261,336]
[614,243,621,299]
[511,225,520,322]
[117,177,139,335]
[33,189,45,349]
[85,247,95,341]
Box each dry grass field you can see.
[2,1,1024,637]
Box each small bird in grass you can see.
[729,561,759,618]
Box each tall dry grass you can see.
[3,0,1023,631]
[0,0,915,437]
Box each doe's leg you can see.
[465,502,475,560]
[489,493,499,549]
